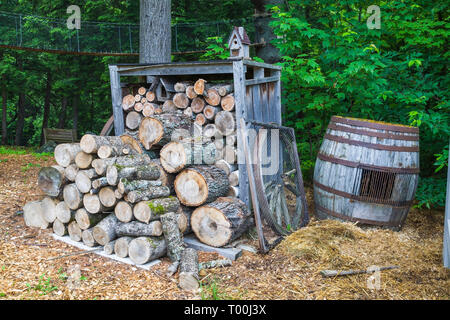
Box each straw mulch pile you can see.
[0,150,448,300]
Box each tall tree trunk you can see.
[73,94,79,137]
[14,56,26,146]
[251,0,284,64]
[139,0,171,64]
[57,96,67,129]
[1,74,7,145]
[40,72,52,145]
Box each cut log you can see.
[214,138,225,150]
[203,123,217,138]
[92,154,151,176]
[221,94,235,111]
[54,143,81,167]
[203,106,220,121]
[199,259,232,270]
[174,165,229,207]
[106,163,160,186]
[173,93,189,109]
[162,100,177,113]
[122,94,136,111]
[215,111,235,136]
[126,111,143,130]
[160,141,216,173]
[75,169,98,194]
[140,97,147,104]
[134,102,144,112]
[117,178,162,194]
[138,113,193,149]
[191,97,205,114]
[75,151,94,169]
[80,134,123,154]
[41,197,59,223]
[146,91,156,102]
[186,86,197,99]
[214,159,237,176]
[195,113,207,126]
[97,137,133,159]
[63,183,83,210]
[166,261,180,277]
[115,221,163,237]
[177,205,193,234]
[128,237,167,265]
[92,177,109,190]
[227,186,239,198]
[23,200,48,229]
[154,107,163,114]
[83,194,109,214]
[218,84,233,97]
[160,212,185,262]
[68,221,82,242]
[142,103,154,117]
[174,82,188,93]
[222,145,237,164]
[228,170,239,187]
[103,240,117,255]
[133,197,180,224]
[52,219,67,236]
[178,248,199,291]
[81,228,99,247]
[115,189,124,200]
[138,87,147,96]
[38,166,65,197]
[55,201,75,224]
[226,134,236,146]
[64,164,79,182]
[114,236,133,258]
[114,201,134,223]
[92,213,120,245]
[99,187,117,208]
[205,88,221,107]
[134,94,141,102]
[151,159,176,191]
[183,107,193,118]
[119,135,143,155]
[75,208,109,230]
[126,186,171,203]
[191,197,252,247]
[193,79,206,96]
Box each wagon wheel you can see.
[100,115,114,136]
[252,123,309,236]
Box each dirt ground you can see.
[0,151,448,300]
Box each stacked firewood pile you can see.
[22,79,253,290]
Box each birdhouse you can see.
[228,26,251,59]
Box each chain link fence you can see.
[0,11,255,54]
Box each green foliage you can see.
[270,0,449,207]
[26,273,58,296]
[21,162,41,172]
[414,177,447,209]
[200,277,228,300]
[200,37,229,60]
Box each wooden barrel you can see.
[313,116,420,230]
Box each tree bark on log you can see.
[52,219,67,236]
[80,134,123,154]
[23,200,49,229]
[214,159,237,176]
[114,200,134,223]
[174,165,229,207]
[191,197,252,247]
[38,167,66,197]
[160,212,185,262]
[81,228,99,247]
[93,213,120,245]
[63,183,83,210]
[54,143,81,167]
[92,154,152,176]
[119,134,144,155]
[151,159,175,191]
[92,177,109,190]
[115,221,163,237]
[199,259,233,270]
[106,162,160,186]
[75,208,109,230]
[177,205,193,234]
[75,151,94,169]
[117,178,162,194]
[178,248,199,291]
[133,197,180,224]
[55,201,76,224]
[68,221,82,242]
[126,186,171,203]
[138,113,193,149]
[227,186,239,198]
[162,100,178,113]
[128,236,167,264]
[41,197,59,223]
[218,84,233,97]
[114,236,133,258]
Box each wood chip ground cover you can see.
[0,152,448,300]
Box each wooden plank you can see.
[245,75,279,86]
[109,65,125,136]
[271,70,282,125]
[233,59,250,208]
[244,59,282,71]
[119,65,235,77]
[444,139,450,268]
[183,234,242,261]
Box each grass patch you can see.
[21,162,41,172]
[199,277,229,300]
[26,273,58,296]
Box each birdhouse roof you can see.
[228,26,251,45]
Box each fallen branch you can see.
[320,266,399,278]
